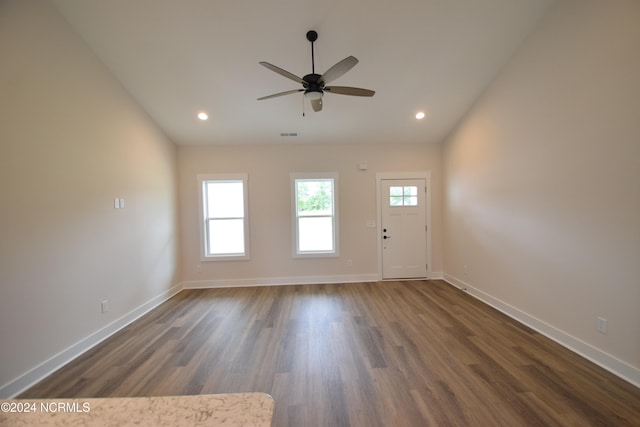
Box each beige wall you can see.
[0,0,180,395]
[443,0,640,378]
[178,143,443,284]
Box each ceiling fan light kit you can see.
[258,30,375,112]
[304,91,322,100]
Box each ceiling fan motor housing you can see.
[303,73,324,97]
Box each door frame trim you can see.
[376,172,432,280]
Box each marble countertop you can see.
[0,392,274,426]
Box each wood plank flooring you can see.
[20,280,640,426]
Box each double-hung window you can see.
[291,172,339,257]
[198,174,249,261]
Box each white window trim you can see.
[197,173,250,261]
[290,172,340,258]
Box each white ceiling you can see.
[52,0,554,146]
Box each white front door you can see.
[381,178,427,279]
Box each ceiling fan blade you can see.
[257,89,303,100]
[259,62,305,84]
[311,98,323,112]
[324,86,375,97]
[320,56,358,84]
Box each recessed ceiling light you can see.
[415,111,426,120]
[197,112,208,121]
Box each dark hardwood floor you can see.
[20,280,640,426]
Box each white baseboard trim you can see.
[182,274,380,289]
[0,283,183,399]
[443,274,640,388]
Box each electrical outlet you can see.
[101,300,109,314]
[597,316,608,334]
[463,265,469,276]
[347,259,353,267]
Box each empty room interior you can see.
[1,0,639,425]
